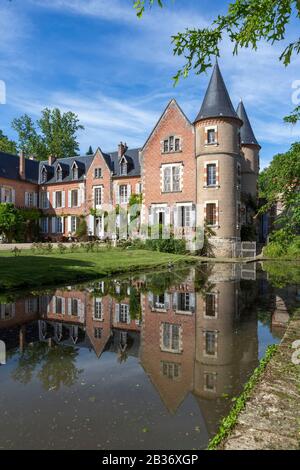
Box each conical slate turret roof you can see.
[195,62,239,122]
[236,100,260,147]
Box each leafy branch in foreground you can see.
[134,0,163,18]
[134,0,300,122]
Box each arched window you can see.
[120,161,127,176]
[72,163,78,180]
[41,167,47,183]
[56,165,63,182]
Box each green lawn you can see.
[0,248,194,292]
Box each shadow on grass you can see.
[0,255,96,292]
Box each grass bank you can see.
[0,248,195,292]
[207,344,278,450]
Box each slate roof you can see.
[105,147,141,178]
[38,155,94,184]
[195,62,239,122]
[0,151,39,184]
[0,147,141,185]
[237,100,260,147]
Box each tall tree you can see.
[259,142,300,242]
[38,108,84,158]
[86,145,94,155]
[11,108,84,160]
[134,0,300,122]
[11,114,45,159]
[0,130,17,154]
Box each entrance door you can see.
[158,211,165,226]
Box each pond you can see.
[0,262,299,450]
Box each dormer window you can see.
[56,165,63,182]
[120,160,127,176]
[41,167,47,183]
[163,136,181,153]
[72,163,78,180]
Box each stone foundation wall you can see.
[209,237,240,258]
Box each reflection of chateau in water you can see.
[0,264,298,435]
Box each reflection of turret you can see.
[193,270,259,437]
[194,281,238,399]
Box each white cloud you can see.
[2,0,299,162]
[10,89,166,151]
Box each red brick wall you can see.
[140,286,196,413]
[141,100,196,222]
[85,149,113,209]
[0,177,38,208]
[86,293,112,358]
[112,176,141,206]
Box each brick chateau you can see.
[0,63,260,256]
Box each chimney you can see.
[48,155,56,165]
[19,150,25,180]
[118,142,127,158]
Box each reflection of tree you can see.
[11,342,82,391]
[262,261,300,288]
[129,287,141,321]
[37,345,82,391]
[143,268,191,295]
[11,342,48,385]
[194,263,214,295]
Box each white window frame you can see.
[160,322,182,353]
[162,164,182,193]
[119,304,130,324]
[71,189,79,208]
[175,203,194,228]
[204,160,219,188]
[40,191,49,209]
[56,164,63,182]
[55,191,63,208]
[72,163,78,180]
[205,126,218,145]
[94,186,103,207]
[94,298,103,321]
[0,186,14,203]
[119,185,128,204]
[70,216,77,233]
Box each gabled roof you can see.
[142,99,192,152]
[0,151,39,184]
[195,62,239,122]
[236,100,260,147]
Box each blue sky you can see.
[0,0,299,168]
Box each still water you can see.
[0,262,298,450]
